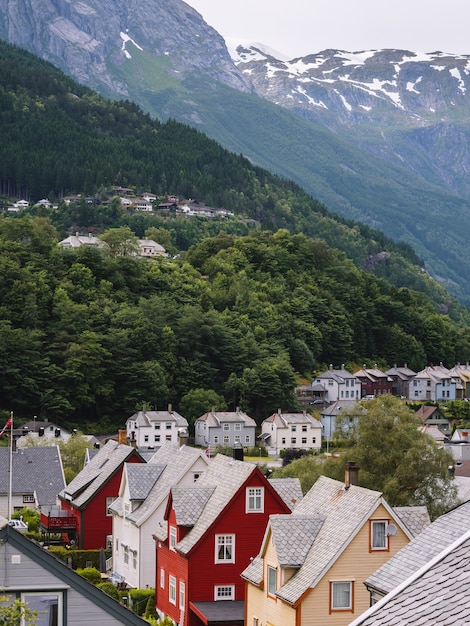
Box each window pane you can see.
[372,521,386,548]
[332,582,351,609]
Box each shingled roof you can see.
[0,446,65,509]
[364,498,470,596]
[243,475,419,606]
[350,530,470,626]
[60,440,142,507]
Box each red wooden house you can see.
[153,453,302,626]
[58,440,144,549]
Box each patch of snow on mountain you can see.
[120,31,143,59]
[227,40,290,63]
[296,86,328,108]
[338,93,352,111]
[336,50,377,66]
[431,65,446,71]
[450,68,466,94]
[406,76,422,93]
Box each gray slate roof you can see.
[128,408,188,428]
[172,487,215,526]
[195,409,256,427]
[392,506,430,538]
[127,464,165,501]
[0,446,65,508]
[116,442,209,527]
[271,515,324,567]
[243,475,413,606]
[268,478,303,511]
[60,440,141,507]
[365,498,470,596]
[350,530,470,626]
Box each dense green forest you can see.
[2,41,470,432]
[0,39,464,316]
[1,216,470,432]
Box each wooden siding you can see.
[299,503,410,626]
[156,469,291,626]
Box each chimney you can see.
[344,462,359,489]
[178,429,189,447]
[168,403,172,414]
[232,442,244,462]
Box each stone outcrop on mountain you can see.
[0,0,249,96]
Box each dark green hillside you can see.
[1,219,470,430]
[0,40,464,317]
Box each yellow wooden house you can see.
[242,465,429,626]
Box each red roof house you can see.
[153,453,302,626]
[58,440,144,549]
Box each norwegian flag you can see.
[0,414,12,437]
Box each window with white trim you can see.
[179,581,186,609]
[22,592,63,626]
[371,520,389,550]
[106,496,116,516]
[132,550,137,570]
[215,534,235,563]
[214,436,219,444]
[331,581,353,611]
[169,526,177,551]
[246,487,264,512]
[169,575,176,605]
[223,423,230,431]
[245,435,250,443]
[223,435,230,444]
[214,585,235,600]
[154,435,160,443]
[160,568,165,589]
[235,423,241,431]
[123,545,129,564]
[166,422,172,430]
[267,566,277,596]
[23,494,35,503]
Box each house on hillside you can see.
[242,463,429,626]
[260,409,322,454]
[153,453,302,626]
[0,520,148,625]
[136,239,167,258]
[350,499,470,625]
[58,233,106,249]
[109,442,210,589]
[126,405,188,450]
[312,367,361,403]
[57,440,144,549]
[354,366,393,397]
[384,365,416,398]
[0,445,65,518]
[320,400,358,441]
[414,405,450,436]
[194,409,256,449]
[408,365,456,402]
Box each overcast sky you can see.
[186,0,470,59]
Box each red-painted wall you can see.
[60,451,142,550]
[156,469,290,626]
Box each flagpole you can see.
[8,411,13,520]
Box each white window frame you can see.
[169,575,177,605]
[214,585,235,601]
[223,435,230,444]
[132,550,137,570]
[106,496,116,516]
[223,423,230,431]
[21,592,63,626]
[234,423,241,431]
[169,525,177,551]
[215,534,235,563]
[267,566,277,597]
[331,581,353,611]
[160,568,165,589]
[123,545,129,565]
[246,487,264,513]
[371,520,389,551]
[179,581,186,609]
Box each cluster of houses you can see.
[3,398,470,625]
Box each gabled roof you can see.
[414,405,446,422]
[158,454,257,553]
[351,529,470,626]
[195,409,256,427]
[270,515,324,567]
[262,411,322,429]
[320,400,358,416]
[0,523,147,625]
[243,475,413,606]
[365,498,470,596]
[315,368,358,382]
[114,442,209,526]
[127,463,165,501]
[392,506,430,538]
[384,365,416,379]
[60,440,142,507]
[127,408,188,428]
[0,446,65,507]
[268,478,303,511]
[172,487,215,526]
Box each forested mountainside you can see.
[0,39,459,315]
[2,219,470,431]
[2,0,470,303]
[2,41,470,431]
